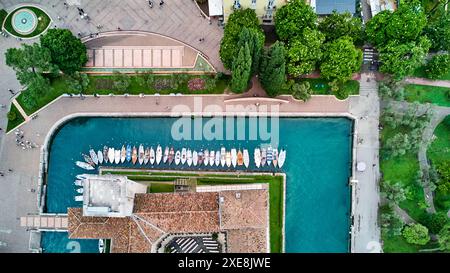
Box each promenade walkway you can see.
[404,77,450,88]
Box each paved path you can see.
[393,204,416,224]
[404,77,450,88]
[349,73,381,253]
[12,99,29,122]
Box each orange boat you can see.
[237,149,243,166]
[132,146,138,164]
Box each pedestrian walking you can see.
[160,0,164,6]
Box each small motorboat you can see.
[261,147,267,167]
[126,145,132,162]
[114,149,121,164]
[237,149,243,166]
[215,150,220,166]
[108,148,115,164]
[144,147,150,165]
[89,149,98,165]
[163,146,169,163]
[278,149,286,168]
[83,154,94,167]
[74,180,83,187]
[220,147,226,167]
[97,150,103,164]
[103,146,109,163]
[273,148,278,168]
[266,146,273,166]
[225,151,231,167]
[138,145,145,165]
[74,195,83,202]
[174,150,181,165]
[156,145,162,165]
[76,174,88,180]
[98,239,105,253]
[254,148,261,168]
[198,150,204,166]
[209,150,215,166]
[243,149,249,168]
[168,147,174,165]
[187,149,192,166]
[192,150,198,166]
[132,146,138,164]
[76,188,84,194]
[150,147,155,165]
[204,149,209,166]
[181,148,187,165]
[231,148,237,168]
[76,161,94,170]
[120,145,126,163]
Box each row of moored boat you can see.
[75,145,286,170]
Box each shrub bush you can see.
[7,110,16,121]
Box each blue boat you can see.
[126,145,132,162]
[266,146,273,166]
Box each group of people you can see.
[14,129,37,150]
[148,0,165,8]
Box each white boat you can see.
[74,180,83,187]
[89,149,98,165]
[278,149,286,168]
[254,148,261,168]
[138,145,145,165]
[120,145,126,163]
[225,151,231,167]
[163,146,169,163]
[97,150,103,164]
[181,148,187,165]
[108,148,115,163]
[231,149,237,167]
[261,147,267,167]
[175,150,181,165]
[144,147,150,165]
[76,161,94,170]
[204,149,209,166]
[215,150,220,166]
[98,239,105,253]
[209,150,215,166]
[220,147,226,167]
[156,145,162,165]
[273,148,278,168]
[187,149,192,166]
[114,149,121,164]
[149,147,155,165]
[192,150,198,166]
[74,195,83,202]
[266,146,273,166]
[76,174,88,180]
[198,150,204,165]
[243,149,249,168]
[76,188,84,194]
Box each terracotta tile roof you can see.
[219,190,268,230]
[133,192,219,213]
[227,228,268,253]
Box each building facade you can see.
[222,0,288,24]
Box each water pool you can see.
[12,9,37,34]
[41,232,99,253]
[44,117,352,253]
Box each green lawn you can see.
[282,78,360,99]
[16,74,230,115]
[6,104,25,132]
[404,84,450,107]
[412,65,450,81]
[0,9,7,27]
[427,115,450,213]
[3,6,51,38]
[147,182,175,193]
[103,169,285,253]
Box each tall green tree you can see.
[259,41,286,97]
[286,27,325,77]
[40,29,88,74]
[320,36,362,82]
[424,10,450,51]
[318,11,363,43]
[402,223,430,245]
[231,43,252,93]
[425,54,450,79]
[237,27,265,75]
[67,72,90,94]
[365,10,392,46]
[274,0,317,41]
[219,9,263,70]
[379,37,431,80]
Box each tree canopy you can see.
[318,11,363,43]
[230,42,252,93]
[424,12,450,51]
[286,27,325,77]
[402,223,430,245]
[237,27,264,76]
[259,41,286,97]
[40,28,88,74]
[274,0,317,41]
[219,9,263,70]
[425,53,450,79]
[320,36,362,82]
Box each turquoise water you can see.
[41,232,99,253]
[44,117,352,253]
[13,10,36,33]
